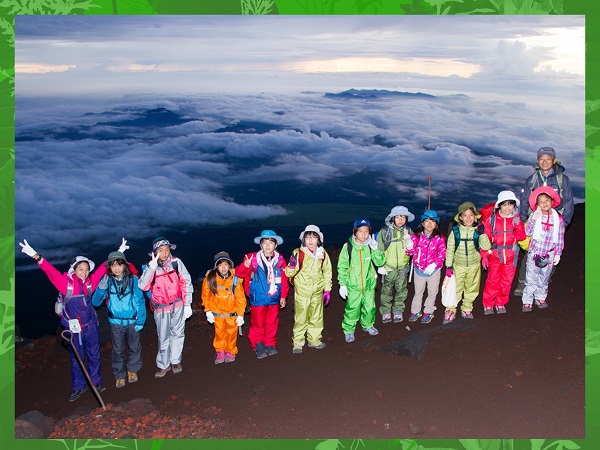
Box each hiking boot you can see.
[172,363,183,374]
[408,311,422,322]
[344,332,355,343]
[522,304,533,313]
[94,383,107,394]
[127,371,138,383]
[116,378,126,389]
[68,387,87,402]
[308,342,326,349]
[461,310,474,319]
[265,345,278,356]
[483,307,494,315]
[514,284,525,297]
[224,352,236,363]
[443,309,456,324]
[393,312,404,323]
[292,347,303,354]
[382,313,392,324]
[535,299,549,309]
[214,351,225,365]
[421,313,434,324]
[362,326,379,336]
[495,305,507,314]
[255,342,268,359]
[155,366,171,378]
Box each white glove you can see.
[553,254,561,266]
[424,262,437,275]
[377,267,388,276]
[367,234,378,250]
[206,311,215,324]
[98,274,109,290]
[148,251,159,270]
[19,240,38,258]
[118,238,130,253]
[403,230,414,250]
[184,305,193,319]
[339,285,348,300]
[236,315,244,327]
[532,206,543,221]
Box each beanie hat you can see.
[353,218,371,229]
[385,205,415,224]
[529,186,561,211]
[299,224,324,243]
[105,251,127,266]
[420,210,440,223]
[495,190,520,208]
[537,147,556,159]
[454,202,481,222]
[68,256,95,275]
[254,229,283,245]
[213,251,234,269]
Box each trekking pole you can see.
[408,262,414,284]
[61,330,106,410]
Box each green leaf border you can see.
[0,0,597,449]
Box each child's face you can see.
[422,218,437,233]
[155,245,171,262]
[393,215,407,228]
[109,259,125,278]
[499,201,515,217]
[74,262,90,281]
[537,193,554,212]
[303,232,319,251]
[460,209,476,227]
[260,238,277,256]
[354,226,370,244]
[216,260,231,276]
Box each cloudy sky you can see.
[15,15,585,266]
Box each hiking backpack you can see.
[54,277,93,319]
[288,248,326,286]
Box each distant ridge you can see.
[324,88,436,99]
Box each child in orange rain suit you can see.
[202,251,247,364]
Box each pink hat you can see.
[529,186,561,211]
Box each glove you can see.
[367,234,378,250]
[19,240,38,258]
[532,206,543,221]
[134,324,143,332]
[553,254,561,266]
[148,251,159,270]
[98,274,109,290]
[206,311,215,324]
[288,253,298,269]
[184,305,193,319]
[403,231,414,250]
[236,315,244,327]
[322,291,331,306]
[445,268,453,278]
[377,267,388,276]
[481,251,489,270]
[423,263,437,275]
[339,285,348,300]
[118,238,130,253]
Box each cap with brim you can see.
[353,218,371,229]
[529,186,561,211]
[68,256,95,275]
[537,147,556,159]
[299,225,324,243]
[453,202,481,222]
[254,230,283,245]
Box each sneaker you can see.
[535,299,549,309]
[496,305,507,314]
[443,309,456,324]
[116,378,126,389]
[393,312,404,323]
[461,310,474,319]
[223,352,236,363]
[172,363,183,374]
[382,313,392,324]
[265,345,278,356]
[421,313,434,324]
[344,332,355,343]
[292,347,303,354]
[408,312,423,322]
[483,307,494,315]
[255,342,268,359]
[214,351,225,365]
[155,366,171,378]
[127,371,138,383]
[514,284,525,297]
[362,326,379,336]
[308,342,327,349]
[522,303,533,313]
[94,383,107,394]
[68,387,87,402]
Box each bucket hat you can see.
[68,256,95,275]
[454,202,481,222]
[529,186,561,211]
[495,190,520,208]
[299,225,324,243]
[420,210,440,223]
[385,205,415,224]
[105,251,127,266]
[254,230,283,245]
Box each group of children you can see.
[18,185,565,401]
